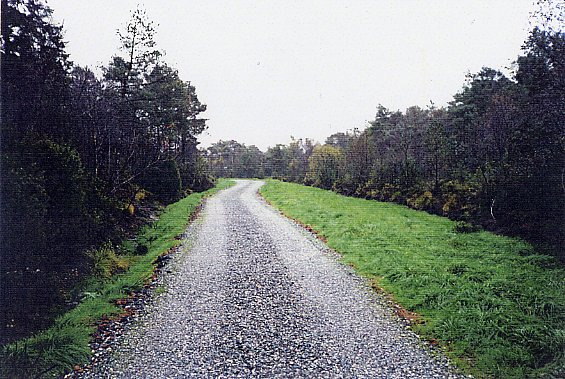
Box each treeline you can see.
[206,28,564,258]
[1,0,212,343]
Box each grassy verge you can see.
[0,179,234,378]
[260,180,565,378]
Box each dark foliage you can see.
[0,0,212,343]
[139,160,182,203]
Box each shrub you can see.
[85,243,128,279]
[407,190,435,211]
[306,145,343,190]
[28,140,93,250]
[453,221,482,233]
[356,179,379,199]
[440,180,479,220]
[332,174,357,196]
[189,172,215,193]
[140,160,182,203]
[135,244,149,256]
[380,183,402,202]
[1,139,98,344]
[179,157,215,193]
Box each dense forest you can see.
[205,26,564,258]
[1,0,213,343]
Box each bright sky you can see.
[48,0,534,150]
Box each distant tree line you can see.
[205,138,316,181]
[206,27,564,259]
[1,0,212,342]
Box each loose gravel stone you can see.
[83,180,464,378]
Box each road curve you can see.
[85,180,460,378]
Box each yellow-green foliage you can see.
[126,203,135,215]
[379,183,401,201]
[407,190,434,210]
[442,193,458,213]
[134,190,146,201]
[86,244,128,279]
[439,180,477,217]
[305,145,343,189]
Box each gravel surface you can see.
[84,179,463,378]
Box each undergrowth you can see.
[260,179,565,378]
[0,179,234,378]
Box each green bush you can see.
[332,174,358,196]
[179,156,215,193]
[306,145,343,190]
[1,139,99,344]
[439,180,479,220]
[407,190,435,211]
[453,221,482,233]
[179,157,215,193]
[134,244,149,256]
[380,183,402,202]
[29,140,92,250]
[355,178,379,199]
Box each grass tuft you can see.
[260,179,565,378]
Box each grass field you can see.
[260,179,565,378]
[0,179,234,378]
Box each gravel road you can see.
[85,179,462,378]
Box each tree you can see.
[114,7,161,99]
[1,2,213,342]
[335,128,372,195]
[207,140,245,177]
[424,117,450,189]
[265,144,289,179]
[503,28,565,244]
[239,145,265,178]
[141,63,207,172]
[1,0,74,342]
[101,7,162,193]
[448,68,514,177]
[530,0,565,34]
[1,0,71,142]
[325,132,353,150]
[68,66,110,179]
[306,145,343,189]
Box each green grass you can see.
[260,180,565,378]
[0,179,234,378]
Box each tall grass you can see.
[0,179,234,378]
[260,180,565,378]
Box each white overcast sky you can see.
[48,0,534,150]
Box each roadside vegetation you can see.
[260,180,565,378]
[0,179,234,378]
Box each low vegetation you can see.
[0,179,234,378]
[260,180,565,378]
